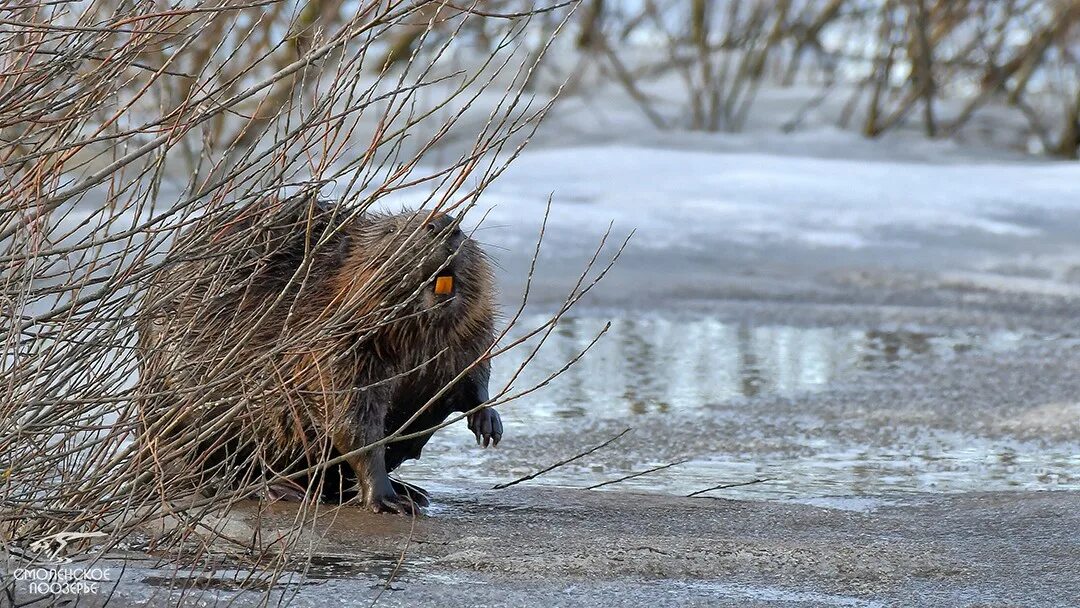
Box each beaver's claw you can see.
[467,407,502,447]
[367,490,421,515]
[390,477,431,507]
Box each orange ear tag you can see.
[435,276,454,295]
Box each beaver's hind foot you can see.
[264,483,309,503]
[390,478,431,507]
[366,490,422,515]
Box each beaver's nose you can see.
[425,213,460,235]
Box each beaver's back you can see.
[140,198,350,346]
[135,198,359,484]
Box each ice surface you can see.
[472,144,1080,252]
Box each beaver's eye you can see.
[385,226,396,235]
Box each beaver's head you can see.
[353,210,492,325]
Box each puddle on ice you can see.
[396,314,1079,500]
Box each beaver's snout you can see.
[425,213,461,237]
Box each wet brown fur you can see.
[136,196,497,512]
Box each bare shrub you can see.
[565,0,1080,155]
[849,0,1080,154]
[1,0,624,602]
[584,0,792,132]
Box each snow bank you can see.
[475,145,1080,252]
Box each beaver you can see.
[135,196,501,514]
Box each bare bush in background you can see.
[507,0,1080,155]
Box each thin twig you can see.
[492,428,632,490]
[686,478,771,498]
[585,458,690,491]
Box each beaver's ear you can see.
[354,213,383,234]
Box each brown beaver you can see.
[136,195,501,514]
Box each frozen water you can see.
[475,145,1080,252]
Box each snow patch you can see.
[471,145,1080,251]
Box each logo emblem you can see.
[27,532,108,564]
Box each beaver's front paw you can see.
[467,407,502,447]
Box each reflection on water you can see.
[399,314,1078,500]
[494,316,1022,421]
